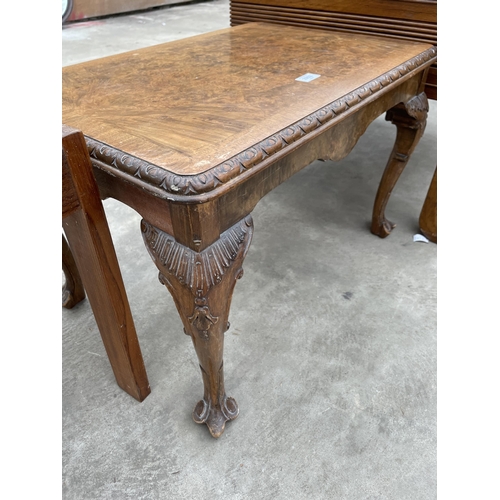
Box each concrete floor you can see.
[62,1,437,498]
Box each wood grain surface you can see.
[63,23,433,176]
[229,1,437,99]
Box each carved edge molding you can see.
[87,46,437,197]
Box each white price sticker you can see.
[295,73,321,83]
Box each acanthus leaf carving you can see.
[142,216,253,341]
[142,216,252,298]
[385,92,429,130]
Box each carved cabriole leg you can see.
[371,92,429,238]
[141,215,254,438]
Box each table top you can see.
[62,22,436,197]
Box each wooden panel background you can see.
[68,0,190,22]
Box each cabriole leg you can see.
[141,216,254,438]
[371,92,429,238]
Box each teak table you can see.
[63,23,437,438]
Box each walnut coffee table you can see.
[63,23,436,438]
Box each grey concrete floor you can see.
[62,1,437,498]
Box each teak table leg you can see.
[63,126,151,403]
[371,92,429,238]
[419,167,437,243]
[141,216,254,438]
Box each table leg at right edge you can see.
[419,167,437,243]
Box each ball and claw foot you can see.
[371,217,396,238]
[193,396,239,438]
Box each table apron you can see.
[214,72,425,236]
